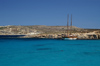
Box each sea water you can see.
[0,38,100,66]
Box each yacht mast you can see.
[67,14,69,36]
[70,14,72,35]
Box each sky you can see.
[0,0,100,29]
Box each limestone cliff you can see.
[0,25,100,39]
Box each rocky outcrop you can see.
[21,33,100,39]
[98,34,100,39]
[0,25,82,35]
[0,25,100,39]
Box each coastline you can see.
[0,25,100,39]
[0,33,100,40]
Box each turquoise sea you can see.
[0,38,100,66]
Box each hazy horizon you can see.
[1,25,100,29]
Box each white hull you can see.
[63,38,77,40]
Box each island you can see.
[0,25,100,39]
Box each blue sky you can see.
[0,0,100,29]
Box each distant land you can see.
[0,25,100,39]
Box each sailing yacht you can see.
[62,14,77,40]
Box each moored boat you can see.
[63,35,77,40]
[63,14,77,40]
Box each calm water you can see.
[0,38,100,66]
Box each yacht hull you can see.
[63,38,77,40]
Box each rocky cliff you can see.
[0,25,100,39]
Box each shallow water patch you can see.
[83,51,100,56]
[33,43,55,47]
[36,48,52,50]
[66,44,85,46]
[35,44,45,46]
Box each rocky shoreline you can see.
[0,25,100,39]
[22,33,100,40]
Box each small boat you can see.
[63,35,77,40]
[62,14,77,40]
